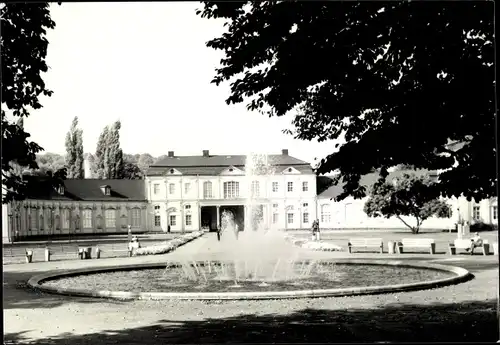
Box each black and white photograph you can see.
[1,1,497,343]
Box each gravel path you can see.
[4,232,499,344]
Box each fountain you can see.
[31,152,473,300]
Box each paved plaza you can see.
[3,232,499,343]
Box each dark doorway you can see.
[201,206,217,232]
[220,205,244,231]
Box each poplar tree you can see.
[64,116,84,178]
[106,120,124,179]
[94,126,109,179]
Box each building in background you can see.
[2,150,497,241]
[145,149,317,233]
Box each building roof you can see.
[318,169,436,199]
[148,153,313,176]
[23,177,146,202]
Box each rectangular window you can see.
[272,182,278,193]
[30,209,37,229]
[154,205,160,210]
[82,209,92,228]
[61,209,70,229]
[45,208,52,229]
[287,182,293,192]
[154,215,161,227]
[272,203,278,208]
[321,204,331,223]
[303,213,309,224]
[170,215,177,226]
[223,181,239,199]
[302,181,308,192]
[131,208,141,227]
[272,213,279,224]
[303,203,308,208]
[153,184,160,195]
[184,183,191,194]
[203,181,213,198]
[287,213,294,224]
[251,181,260,197]
[492,206,498,220]
[186,214,192,226]
[105,209,116,228]
[169,183,176,194]
[473,206,481,221]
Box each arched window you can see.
[223,181,239,199]
[251,181,260,197]
[203,181,213,199]
[321,204,331,223]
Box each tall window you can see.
[272,213,279,224]
[30,209,37,229]
[82,209,92,228]
[153,184,160,195]
[287,182,293,192]
[185,204,191,210]
[186,214,192,226]
[61,209,70,229]
[131,208,141,227]
[184,183,191,194]
[39,210,44,231]
[302,181,308,192]
[303,203,308,208]
[493,206,498,221]
[223,181,239,199]
[251,181,260,197]
[154,215,161,227]
[154,205,160,211]
[272,182,278,192]
[45,208,53,229]
[105,209,116,228]
[287,213,294,224]
[303,212,309,224]
[203,181,213,198]
[169,183,176,194]
[170,215,177,226]
[473,206,481,221]
[321,204,331,223]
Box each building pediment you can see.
[220,166,244,176]
[281,166,301,175]
[164,168,183,176]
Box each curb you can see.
[27,259,473,301]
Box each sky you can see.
[22,2,338,166]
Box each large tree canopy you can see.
[1,3,58,203]
[197,1,495,202]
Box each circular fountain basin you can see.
[28,259,472,300]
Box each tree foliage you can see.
[1,3,58,203]
[64,116,84,178]
[364,173,452,234]
[94,122,124,179]
[35,153,66,176]
[197,1,495,202]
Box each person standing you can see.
[217,225,221,241]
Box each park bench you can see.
[347,238,384,253]
[448,239,490,256]
[93,242,133,259]
[396,238,436,254]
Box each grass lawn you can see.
[293,229,499,254]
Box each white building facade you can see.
[145,150,318,233]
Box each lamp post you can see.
[8,213,13,243]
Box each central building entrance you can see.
[200,205,244,232]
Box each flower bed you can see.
[284,233,343,252]
[133,231,204,256]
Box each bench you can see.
[347,238,384,253]
[396,238,436,254]
[45,245,79,261]
[449,239,490,256]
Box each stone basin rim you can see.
[27,259,473,300]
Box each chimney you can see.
[282,149,289,156]
[168,151,174,158]
[203,150,209,157]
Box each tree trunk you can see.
[411,226,420,234]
